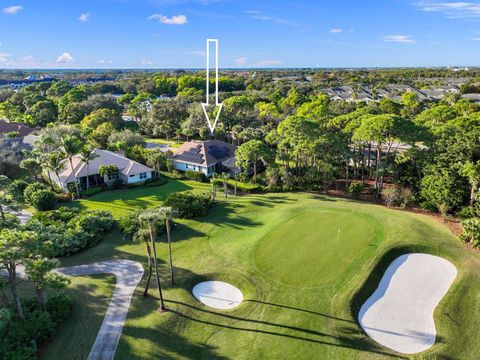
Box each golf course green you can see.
[43,185,480,359]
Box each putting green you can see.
[255,209,381,285]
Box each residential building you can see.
[49,149,153,191]
[172,140,238,177]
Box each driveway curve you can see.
[56,260,144,360]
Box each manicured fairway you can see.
[43,190,480,360]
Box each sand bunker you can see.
[192,281,243,310]
[359,253,457,354]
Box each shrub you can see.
[56,192,73,203]
[80,186,103,197]
[23,183,47,204]
[382,186,400,207]
[0,292,73,360]
[25,208,114,257]
[70,210,114,246]
[460,218,480,247]
[29,189,57,211]
[9,179,29,200]
[185,170,207,183]
[347,182,364,198]
[164,192,213,218]
[438,203,450,217]
[45,292,74,322]
[398,187,414,208]
[119,209,166,242]
[160,170,185,180]
[145,178,168,187]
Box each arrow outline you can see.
[202,38,222,134]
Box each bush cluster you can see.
[164,192,213,218]
[119,209,166,242]
[24,207,114,257]
[80,186,103,197]
[0,292,73,360]
[185,170,207,183]
[23,183,57,211]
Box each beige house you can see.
[49,149,153,191]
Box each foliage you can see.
[119,209,166,242]
[164,192,213,218]
[0,292,73,360]
[28,189,57,211]
[382,186,400,207]
[185,170,207,183]
[347,182,364,197]
[25,207,114,257]
[460,218,480,247]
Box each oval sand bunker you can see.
[192,281,243,309]
[359,253,457,354]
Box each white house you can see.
[171,140,238,177]
[49,149,153,191]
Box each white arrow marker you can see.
[201,38,223,134]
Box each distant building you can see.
[0,119,37,137]
[49,149,153,191]
[172,140,238,177]
[461,94,480,103]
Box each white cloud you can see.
[383,35,416,43]
[416,2,480,19]
[79,13,91,22]
[148,14,188,25]
[234,56,247,66]
[256,60,283,67]
[2,5,23,14]
[141,59,154,65]
[56,52,75,63]
[330,28,344,33]
[473,37,480,40]
[0,53,10,64]
[98,59,113,64]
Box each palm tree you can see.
[139,208,167,311]
[79,146,98,190]
[222,173,230,198]
[159,207,175,286]
[44,151,66,192]
[60,136,81,198]
[39,154,56,191]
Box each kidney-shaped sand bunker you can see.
[359,253,457,354]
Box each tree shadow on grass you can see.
[243,300,354,324]
[162,299,402,358]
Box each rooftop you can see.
[172,140,237,167]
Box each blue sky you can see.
[1,0,480,68]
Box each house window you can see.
[140,172,147,179]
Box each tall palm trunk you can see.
[166,220,174,286]
[149,225,166,311]
[69,157,80,198]
[143,242,153,297]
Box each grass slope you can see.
[51,190,480,359]
[68,180,210,219]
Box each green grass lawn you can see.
[68,179,211,219]
[47,190,480,359]
[145,138,183,148]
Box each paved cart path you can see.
[57,260,144,360]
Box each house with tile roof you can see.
[48,149,153,191]
[171,140,239,177]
